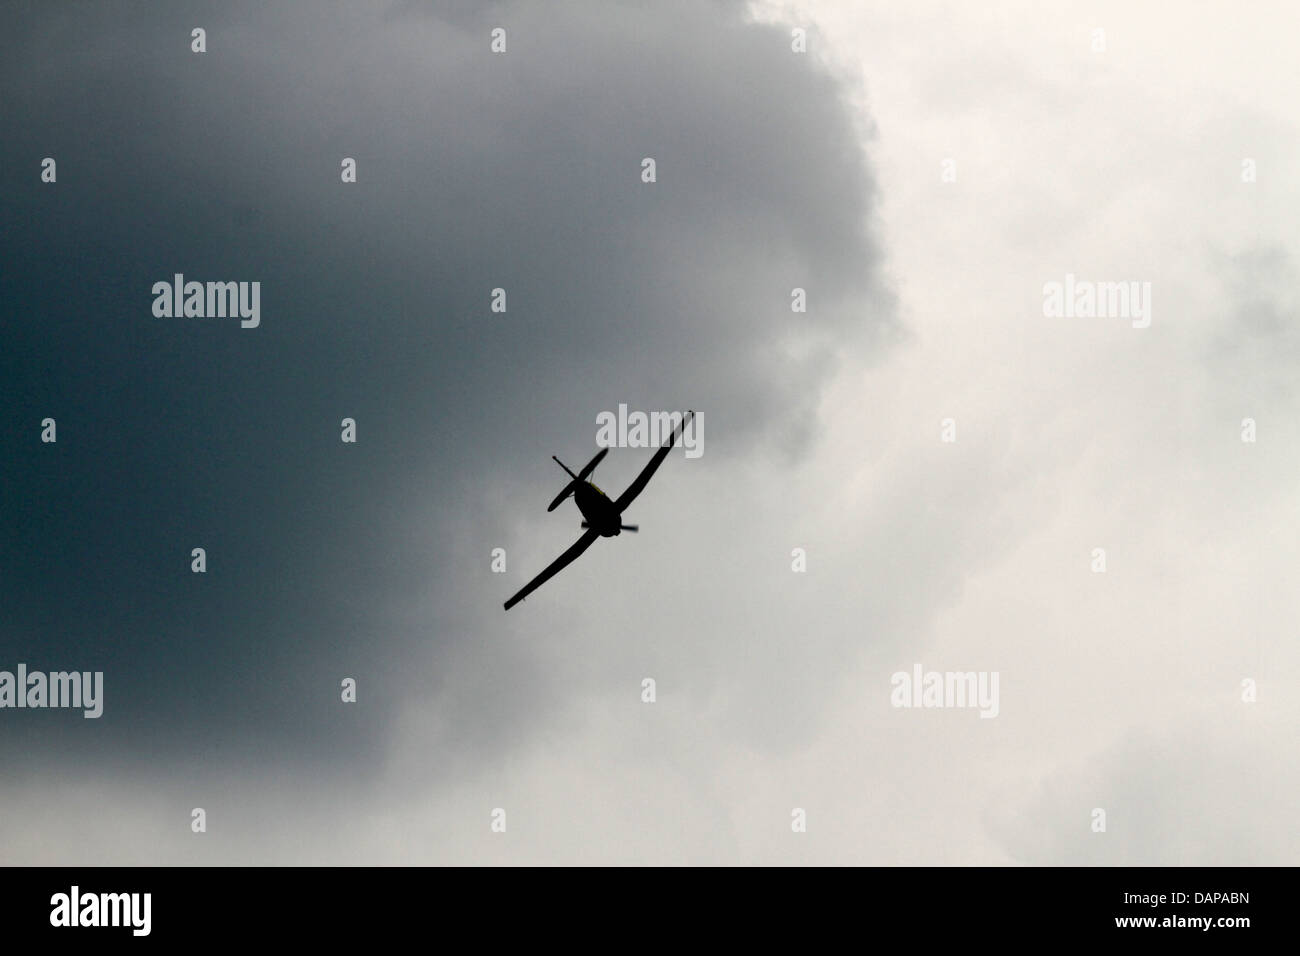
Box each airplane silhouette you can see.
[504,410,694,610]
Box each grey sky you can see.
[1,0,1295,864]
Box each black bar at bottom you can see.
[0,865,1280,943]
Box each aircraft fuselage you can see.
[573,481,622,536]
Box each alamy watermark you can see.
[0,664,103,718]
[152,274,260,328]
[890,663,999,718]
[50,886,150,936]
[596,404,703,458]
[1042,273,1151,328]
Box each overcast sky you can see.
[1,0,1295,864]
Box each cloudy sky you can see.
[1,0,1295,864]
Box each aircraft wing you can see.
[614,410,694,513]
[503,528,600,610]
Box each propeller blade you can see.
[577,447,608,480]
[548,480,577,512]
[619,524,638,532]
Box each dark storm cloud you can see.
[0,0,890,772]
